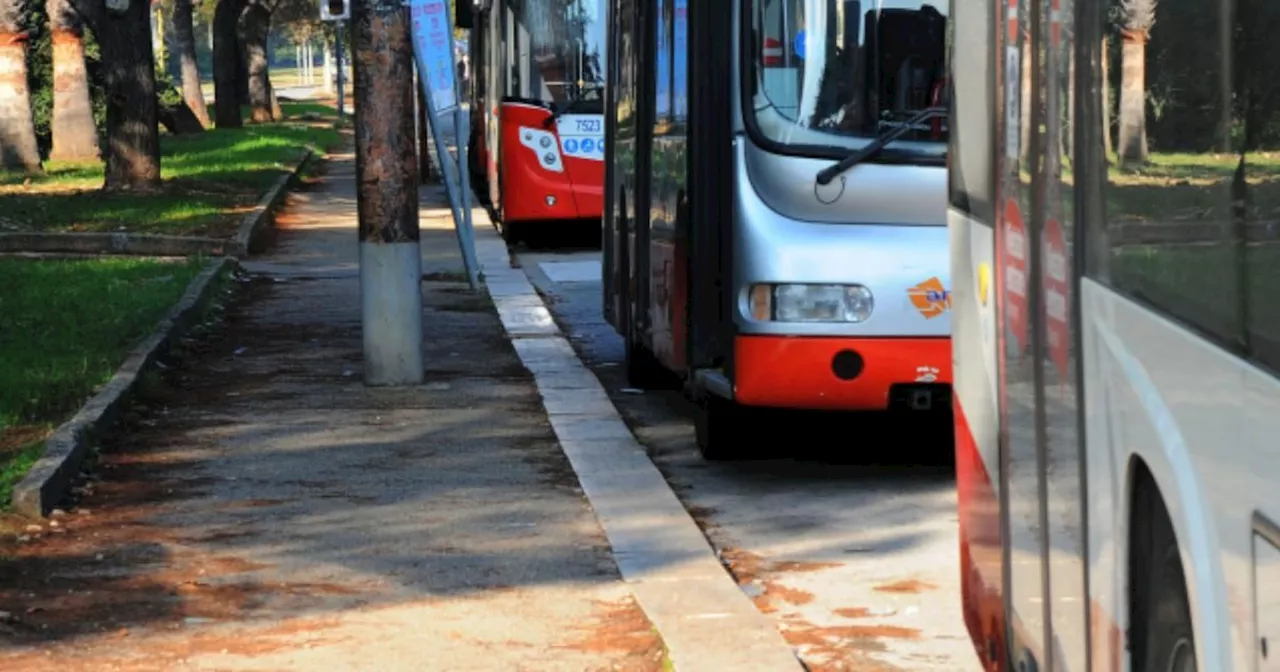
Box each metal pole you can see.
[335,21,346,122]
[416,66,434,182]
[421,101,479,290]
[456,106,479,287]
[353,0,423,386]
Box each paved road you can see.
[513,246,981,672]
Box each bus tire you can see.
[501,221,525,246]
[1130,475,1197,672]
[625,339,669,390]
[694,395,742,461]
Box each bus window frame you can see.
[945,0,997,224]
[736,0,948,167]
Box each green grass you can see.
[1078,151,1280,224]
[1111,242,1280,344]
[0,257,209,508]
[0,103,342,237]
[0,440,44,511]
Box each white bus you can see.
[948,0,1280,667]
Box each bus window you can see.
[746,0,949,154]
[1082,0,1245,351]
[513,0,607,112]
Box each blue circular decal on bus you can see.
[794,30,807,58]
[564,138,580,153]
[581,138,595,153]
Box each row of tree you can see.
[0,0,336,191]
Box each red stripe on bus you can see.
[955,396,1007,671]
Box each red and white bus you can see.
[950,0,1280,666]
[466,0,607,243]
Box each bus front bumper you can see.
[733,335,953,411]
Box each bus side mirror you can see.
[456,0,474,29]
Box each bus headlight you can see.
[752,284,874,323]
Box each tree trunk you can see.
[269,79,282,118]
[323,34,333,93]
[1117,29,1148,166]
[49,0,99,161]
[172,0,209,127]
[0,27,42,172]
[158,99,206,134]
[95,0,161,190]
[235,36,249,103]
[1020,38,1033,164]
[1065,44,1074,164]
[237,1,273,123]
[1101,36,1113,160]
[213,0,243,128]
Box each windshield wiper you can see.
[815,106,947,185]
[543,93,598,128]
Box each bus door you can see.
[603,0,622,327]
[604,0,657,350]
[992,0,1089,665]
[684,0,735,373]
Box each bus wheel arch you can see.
[1128,460,1197,672]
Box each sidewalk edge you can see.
[10,257,238,519]
[469,216,804,672]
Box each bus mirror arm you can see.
[815,106,946,186]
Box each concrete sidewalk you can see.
[0,152,665,670]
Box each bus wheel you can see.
[625,339,669,390]
[501,221,525,246]
[694,395,743,461]
[1130,476,1197,672]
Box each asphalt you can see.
[513,245,981,671]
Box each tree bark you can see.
[1117,29,1148,166]
[237,1,273,122]
[416,67,433,182]
[48,0,99,161]
[172,0,209,127]
[213,0,243,128]
[1020,37,1032,164]
[1101,36,1113,159]
[353,0,420,242]
[87,0,162,190]
[0,26,42,172]
[158,98,206,134]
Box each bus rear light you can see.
[750,283,874,323]
[517,125,564,173]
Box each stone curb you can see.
[467,208,804,672]
[0,148,315,258]
[10,257,238,519]
[232,148,316,256]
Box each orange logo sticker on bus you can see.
[908,277,952,319]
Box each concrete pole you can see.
[352,0,423,386]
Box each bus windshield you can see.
[747,0,949,157]
[514,0,606,113]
